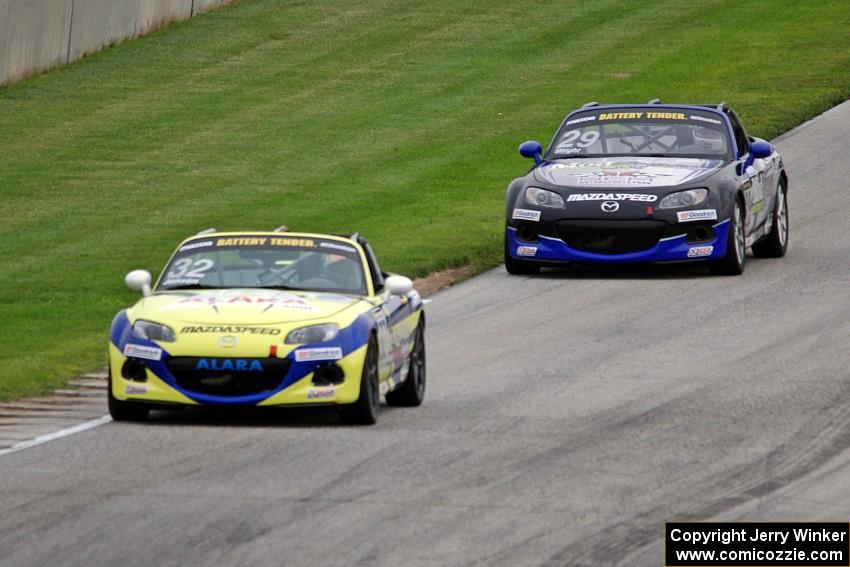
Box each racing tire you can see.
[752,180,789,258]
[504,232,540,275]
[107,367,149,422]
[339,336,380,425]
[710,198,746,276]
[386,320,426,407]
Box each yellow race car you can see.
[108,229,425,425]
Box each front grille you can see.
[166,357,291,396]
[555,220,667,255]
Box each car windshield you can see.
[156,235,368,295]
[547,108,731,160]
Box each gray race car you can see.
[505,101,789,275]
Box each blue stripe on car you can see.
[507,221,730,263]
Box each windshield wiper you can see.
[256,284,300,291]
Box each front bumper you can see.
[109,343,366,407]
[108,311,372,407]
[507,218,730,263]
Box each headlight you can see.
[525,187,565,208]
[284,323,340,344]
[658,189,709,209]
[132,320,176,342]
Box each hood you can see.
[534,156,724,188]
[132,288,362,326]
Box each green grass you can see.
[1,0,849,400]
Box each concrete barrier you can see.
[68,0,138,61]
[192,0,233,15]
[0,0,237,87]
[136,0,192,36]
[0,0,73,86]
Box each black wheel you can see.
[107,366,149,422]
[386,320,426,407]
[710,198,746,276]
[752,180,789,258]
[339,336,380,425]
[504,231,540,275]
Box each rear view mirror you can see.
[519,140,543,165]
[125,270,152,296]
[385,275,413,296]
[750,140,772,159]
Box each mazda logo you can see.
[218,335,239,348]
[601,201,619,212]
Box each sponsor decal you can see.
[575,170,672,185]
[598,111,686,121]
[516,246,537,257]
[565,115,597,126]
[567,193,658,202]
[550,161,638,171]
[123,344,162,361]
[195,358,264,371]
[512,208,541,222]
[180,326,281,335]
[307,387,335,399]
[687,246,714,258]
[751,200,766,214]
[178,240,214,252]
[601,201,619,213]
[677,209,718,222]
[319,241,357,253]
[295,347,344,362]
[125,385,148,395]
[162,277,202,287]
[689,114,722,125]
[214,237,316,248]
[171,295,315,312]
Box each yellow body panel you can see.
[109,343,197,405]
[258,344,367,406]
[109,231,423,409]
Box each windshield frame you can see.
[153,233,373,297]
[544,105,735,162]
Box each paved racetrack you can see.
[2,101,849,567]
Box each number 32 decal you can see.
[166,258,214,280]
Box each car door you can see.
[728,111,768,242]
[361,241,412,383]
[742,155,768,242]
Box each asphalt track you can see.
[2,101,849,567]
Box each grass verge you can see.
[1,0,849,399]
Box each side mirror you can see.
[518,140,543,165]
[750,139,772,159]
[385,275,413,296]
[125,270,152,297]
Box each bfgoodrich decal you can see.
[123,344,162,361]
[295,347,344,362]
[512,208,541,222]
[516,246,537,257]
[677,209,717,222]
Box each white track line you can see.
[0,415,112,458]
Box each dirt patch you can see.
[412,264,481,297]
[609,71,633,79]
